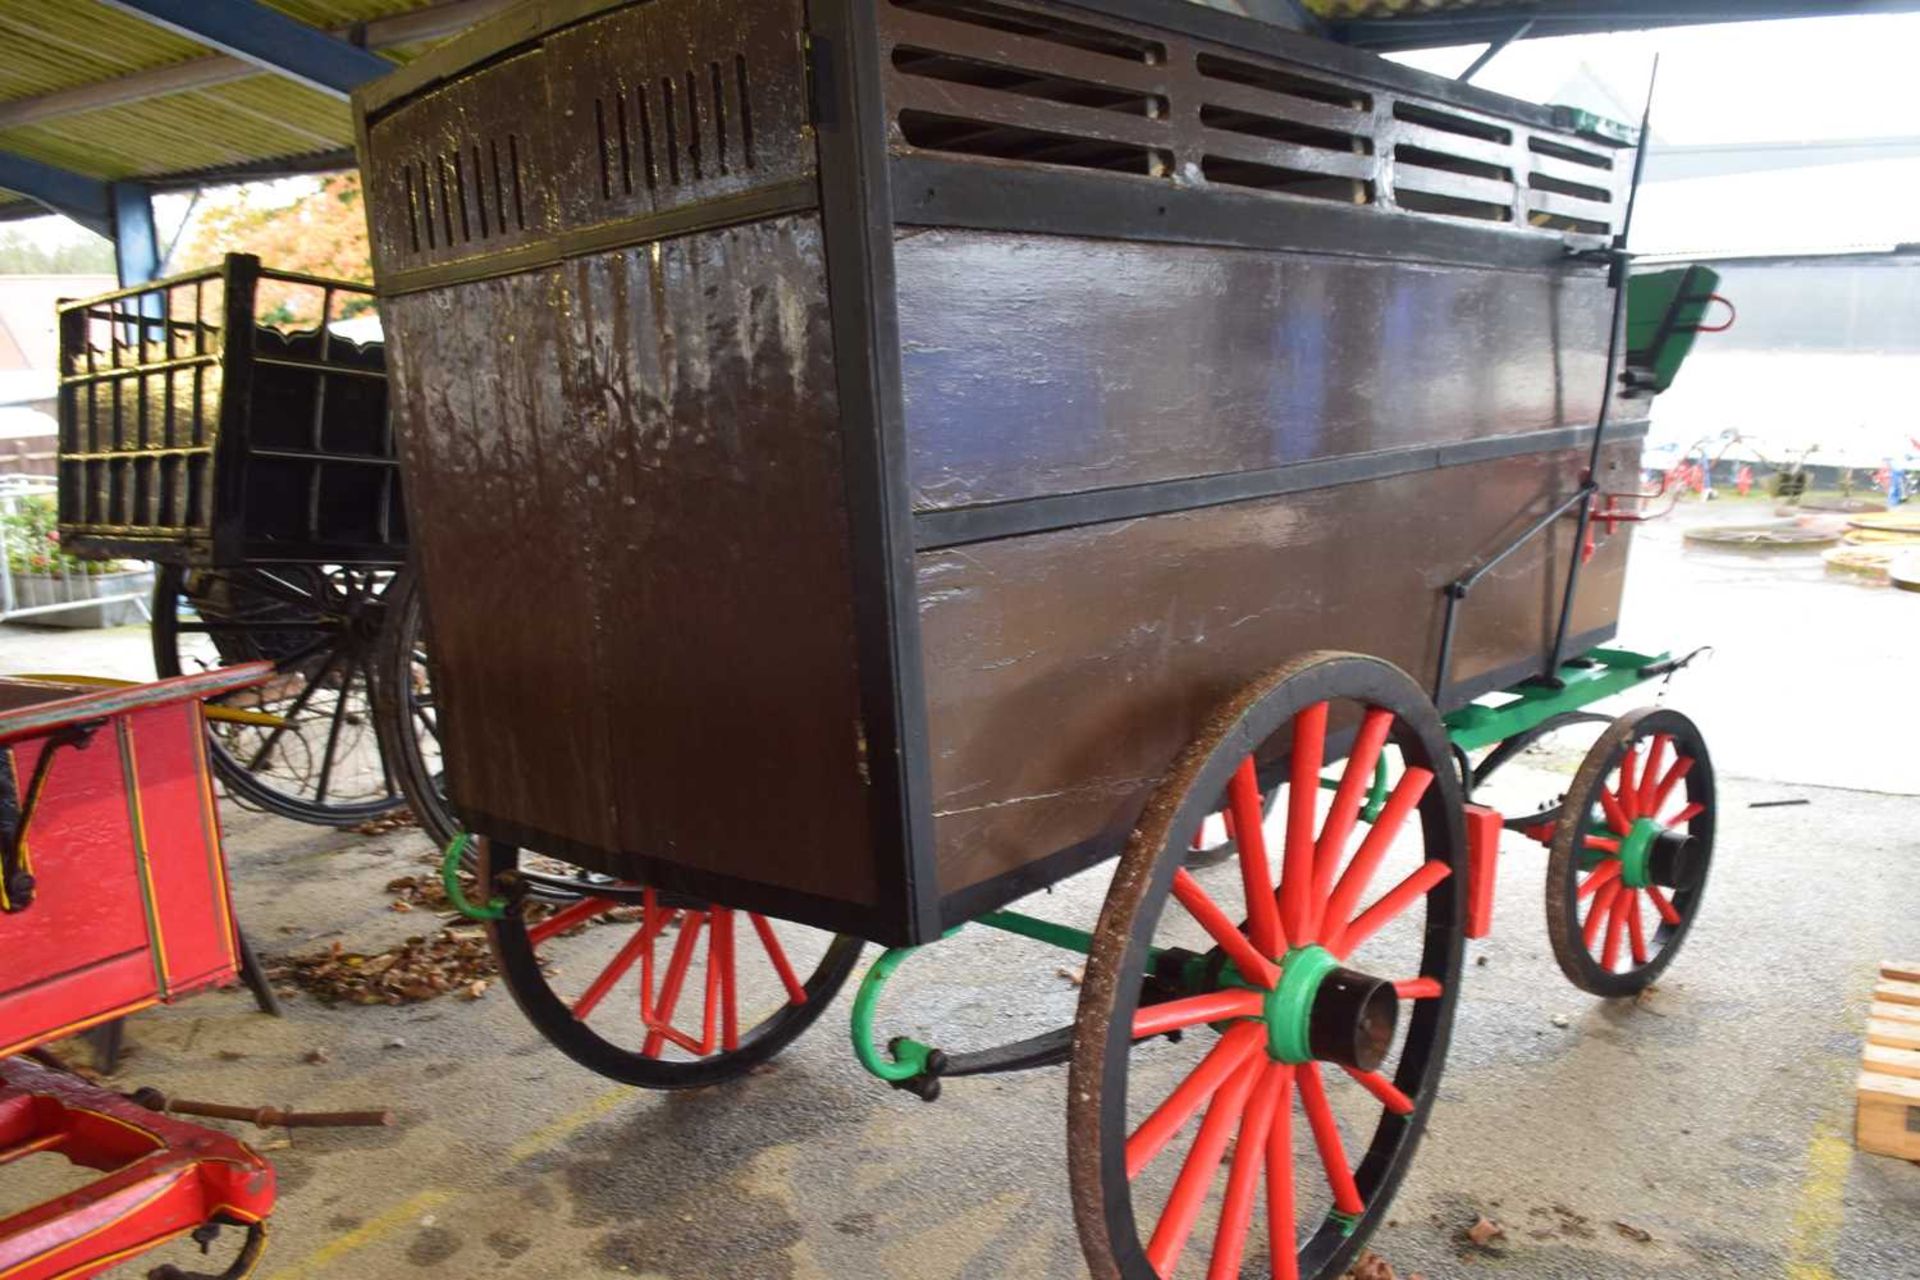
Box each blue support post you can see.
[96,0,392,99]
[111,181,160,286]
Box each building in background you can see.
[0,272,112,475]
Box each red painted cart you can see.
[0,668,276,1280]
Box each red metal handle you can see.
[1689,293,1735,334]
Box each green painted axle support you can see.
[1443,647,1668,753]
[853,646,1675,1087]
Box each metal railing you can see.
[0,475,152,625]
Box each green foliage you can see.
[0,229,115,275]
[2,496,124,575]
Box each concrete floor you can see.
[4,503,1916,1279]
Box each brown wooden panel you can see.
[896,229,1610,509]
[917,440,1639,897]
[383,216,877,908]
[560,216,878,905]
[383,267,618,853]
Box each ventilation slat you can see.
[1527,186,1614,223]
[887,5,1168,96]
[1197,77,1371,142]
[1530,151,1615,191]
[1200,129,1376,184]
[895,74,1175,153]
[1391,120,1514,170]
[1393,165,1514,209]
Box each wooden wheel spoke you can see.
[1648,757,1695,818]
[1341,1064,1415,1115]
[1296,1062,1364,1216]
[642,911,709,1056]
[1663,800,1705,827]
[715,909,739,1051]
[1583,878,1622,951]
[526,895,621,948]
[1132,989,1265,1040]
[1279,702,1328,946]
[1645,883,1682,926]
[1267,1066,1299,1280]
[1600,893,1628,971]
[1597,785,1632,835]
[1311,708,1396,935]
[1126,1024,1265,1179]
[1328,859,1450,959]
[1146,1055,1264,1275]
[1584,834,1621,855]
[1229,758,1286,957]
[1171,869,1279,989]
[571,925,654,1022]
[1625,890,1649,966]
[1392,977,1443,1000]
[1578,861,1622,900]
[1615,744,1641,817]
[1205,1062,1287,1280]
[748,913,808,1006]
[1315,766,1433,947]
[1637,735,1670,814]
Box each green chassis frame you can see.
[851,645,1672,1088]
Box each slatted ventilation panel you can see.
[366,51,552,274]
[879,0,1624,237]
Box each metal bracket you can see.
[0,721,101,913]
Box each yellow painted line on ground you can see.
[507,1085,632,1163]
[1784,1128,1850,1280]
[263,1189,450,1280]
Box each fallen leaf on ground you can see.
[1341,1251,1395,1280]
[1465,1216,1506,1248]
[1613,1220,1653,1243]
[1057,966,1084,987]
[302,1048,329,1065]
[352,809,419,836]
[271,929,499,1006]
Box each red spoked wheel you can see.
[1071,652,1466,1280]
[484,843,864,1088]
[1544,707,1715,997]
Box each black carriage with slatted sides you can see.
[56,256,451,834]
[355,4,1725,1277]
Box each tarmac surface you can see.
[3,501,1916,1279]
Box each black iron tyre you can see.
[153,563,405,825]
[484,841,864,1089]
[1071,652,1466,1280]
[370,568,460,850]
[1544,707,1715,997]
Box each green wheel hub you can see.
[1265,944,1339,1064]
[1617,817,1662,889]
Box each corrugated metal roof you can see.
[0,0,478,217]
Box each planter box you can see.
[7,568,153,628]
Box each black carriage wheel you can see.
[371,569,460,850]
[1544,707,1715,997]
[484,841,864,1089]
[1071,652,1466,1280]
[153,563,405,825]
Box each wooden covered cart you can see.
[55,258,457,842]
[356,3,1721,1276]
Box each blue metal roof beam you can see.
[96,0,393,99]
[0,150,112,237]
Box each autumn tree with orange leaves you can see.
[175,173,374,327]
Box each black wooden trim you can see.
[915,422,1649,551]
[375,179,820,298]
[461,806,915,946]
[812,0,946,946]
[934,619,1619,926]
[893,156,1601,272]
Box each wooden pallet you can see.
[1858,961,1920,1161]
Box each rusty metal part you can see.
[131,1088,393,1129]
